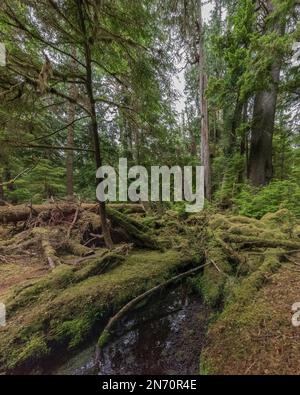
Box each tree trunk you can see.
[228,96,243,155]
[66,107,75,199]
[0,175,4,202]
[239,102,249,182]
[248,63,281,186]
[248,0,285,186]
[66,83,76,200]
[77,0,113,249]
[198,0,211,200]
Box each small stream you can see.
[53,285,211,375]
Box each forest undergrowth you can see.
[0,202,299,374]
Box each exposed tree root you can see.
[40,235,61,268]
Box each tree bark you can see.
[76,0,113,249]
[248,63,281,186]
[228,96,243,155]
[0,174,4,202]
[0,203,145,224]
[248,0,285,186]
[66,69,76,200]
[198,0,212,200]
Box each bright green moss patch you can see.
[200,251,283,374]
[6,335,49,371]
[98,329,110,349]
[195,239,232,307]
[199,210,300,375]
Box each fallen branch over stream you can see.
[94,260,213,366]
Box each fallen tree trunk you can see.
[0,203,145,224]
[224,234,300,250]
[95,261,212,366]
[107,208,159,250]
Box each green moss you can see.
[98,329,110,348]
[74,254,125,281]
[200,250,282,374]
[228,224,286,239]
[7,254,127,314]
[262,208,295,224]
[199,357,215,375]
[54,317,92,349]
[196,240,232,307]
[293,225,300,239]
[0,248,199,373]
[227,250,281,307]
[209,214,232,230]
[7,335,49,370]
[7,265,75,313]
[107,207,158,249]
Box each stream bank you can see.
[53,286,212,375]
[1,205,299,375]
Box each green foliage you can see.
[233,180,300,218]
[6,159,66,203]
[213,153,245,205]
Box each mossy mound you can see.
[200,253,300,375]
[196,238,233,307]
[199,209,300,375]
[0,248,201,374]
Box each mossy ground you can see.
[1,208,299,375]
[199,210,300,375]
[0,248,199,373]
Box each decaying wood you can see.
[216,236,244,266]
[0,203,145,224]
[67,207,79,238]
[223,234,300,250]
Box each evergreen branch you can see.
[27,116,90,143]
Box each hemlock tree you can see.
[0,0,168,247]
[248,0,288,186]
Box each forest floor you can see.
[200,210,300,375]
[0,203,299,374]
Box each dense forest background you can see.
[0,0,299,220]
[1,0,300,376]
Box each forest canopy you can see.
[0,0,300,377]
[0,0,299,219]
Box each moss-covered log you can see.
[106,207,159,249]
[0,203,145,224]
[223,234,300,250]
[0,249,202,374]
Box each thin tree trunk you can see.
[0,175,4,202]
[228,96,243,155]
[77,0,113,249]
[66,58,76,200]
[198,0,211,200]
[239,102,249,182]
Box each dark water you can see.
[53,286,210,375]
